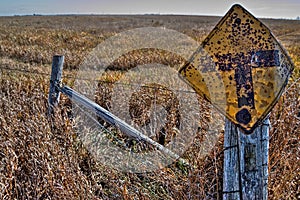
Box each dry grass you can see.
[0,15,299,199]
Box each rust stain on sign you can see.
[179,4,294,133]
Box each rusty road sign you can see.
[179,4,294,133]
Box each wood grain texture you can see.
[48,55,64,116]
[223,118,269,200]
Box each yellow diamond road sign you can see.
[179,4,294,133]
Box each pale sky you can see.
[0,0,299,19]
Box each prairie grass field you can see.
[0,15,299,199]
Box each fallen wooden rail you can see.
[48,55,189,167]
[58,85,188,162]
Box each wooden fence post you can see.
[48,55,64,116]
[223,118,270,200]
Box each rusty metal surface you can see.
[179,4,294,133]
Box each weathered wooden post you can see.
[178,4,294,200]
[223,118,270,200]
[48,55,64,116]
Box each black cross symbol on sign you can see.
[215,49,280,125]
[178,4,294,133]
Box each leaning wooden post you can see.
[48,55,64,116]
[223,118,270,200]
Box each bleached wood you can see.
[48,55,64,116]
[59,85,189,165]
[223,118,270,200]
[48,55,189,166]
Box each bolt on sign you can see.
[179,4,294,133]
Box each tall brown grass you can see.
[0,15,299,199]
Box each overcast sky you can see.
[0,0,299,19]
